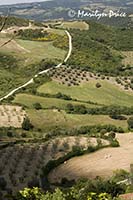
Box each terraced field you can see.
[13,93,129,131]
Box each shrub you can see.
[33,103,42,110]
[101,75,105,80]
[22,117,33,131]
[115,78,121,84]
[96,83,101,88]
[110,139,120,147]
[108,132,116,139]
[110,115,127,120]
[55,92,72,100]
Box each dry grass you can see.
[121,51,133,66]
[49,133,133,183]
[0,105,26,128]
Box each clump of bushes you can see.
[96,82,102,88]
[22,117,33,131]
[66,104,133,116]
[33,103,42,110]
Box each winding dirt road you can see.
[0,30,72,102]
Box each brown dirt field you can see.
[0,105,26,128]
[48,133,133,183]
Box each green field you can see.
[0,30,67,98]
[16,39,66,65]
[56,21,89,30]
[27,109,128,131]
[0,37,66,67]
[38,80,133,107]
[13,94,99,109]
[13,91,129,132]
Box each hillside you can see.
[0,16,29,28]
[0,16,67,98]
[0,16,133,200]
[67,20,133,75]
[0,0,132,27]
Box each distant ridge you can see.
[0,0,132,27]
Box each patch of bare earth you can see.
[0,38,30,53]
[121,51,133,66]
[0,105,26,128]
[48,133,133,183]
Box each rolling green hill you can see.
[0,4,133,199]
[0,18,67,98]
[68,20,133,75]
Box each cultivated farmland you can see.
[48,133,133,183]
[0,105,26,128]
[0,136,105,195]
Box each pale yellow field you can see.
[49,133,133,183]
[121,51,133,66]
[0,105,26,128]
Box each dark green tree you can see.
[33,102,42,110]
[22,117,33,131]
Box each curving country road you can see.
[0,30,72,102]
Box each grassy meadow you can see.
[56,21,89,30]
[27,109,128,131]
[0,30,67,98]
[13,94,99,109]
[38,80,133,107]
[0,37,66,67]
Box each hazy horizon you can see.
[0,0,50,6]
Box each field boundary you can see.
[0,30,72,102]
